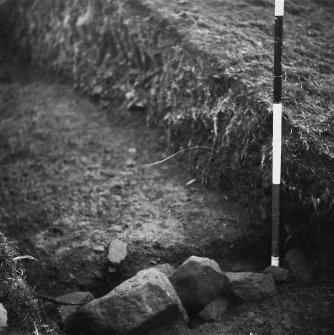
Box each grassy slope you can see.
[142,0,334,192]
[128,0,334,254]
[146,0,334,154]
[137,0,334,236]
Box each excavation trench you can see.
[1,0,334,274]
[1,1,334,334]
[0,56,266,302]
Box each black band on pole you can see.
[273,77,282,103]
[274,16,283,78]
[272,184,280,259]
[274,16,283,104]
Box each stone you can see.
[57,292,95,331]
[152,263,176,277]
[0,303,7,330]
[225,272,276,300]
[128,148,137,155]
[263,266,291,282]
[107,239,127,264]
[284,249,314,284]
[169,256,227,311]
[125,158,136,168]
[198,297,229,322]
[68,269,188,335]
[92,244,105,253]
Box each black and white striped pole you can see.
[272,0,284,267]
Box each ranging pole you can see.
[272,0,284,267]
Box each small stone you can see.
[225,272,276,300]
[125,158,136,168]
[92,245,105,252]
[198,297,229,321]
[285,249,314,284]
[128,148,137,155]
[149,260,158,265]
[108,239,127,264]
[263,266,291,282]
[0,303,7,329]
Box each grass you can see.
[0,232,59,334]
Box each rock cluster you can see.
[57,256,286,334]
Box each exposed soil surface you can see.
[0,57,333,334]
[0,56,255,294]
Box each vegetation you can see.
[0,233,58,334]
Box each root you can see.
[144,146,217,167]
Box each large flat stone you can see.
[225,272,276,300]
[67,268,188,335]
[170,256,227,311]
[263,266,291,283]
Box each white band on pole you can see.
[271,256,279,266]
[272,103,282,185]
[275,0,285,16]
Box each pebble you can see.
[128,148,137,154]
[125,158,136,168]
[108,239,128,264]
[92,245,105,252]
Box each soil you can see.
[0,56,334,334]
